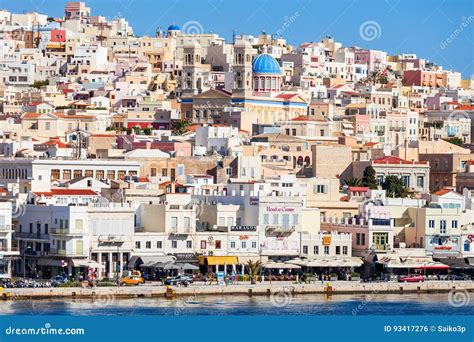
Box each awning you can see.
[128,255,176,268]
[37,258,65,267]
[197,256,239,266]
[71,259,101,268]
[178,263,199,270]
[262,262,301,269]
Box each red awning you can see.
[417,265,449,270]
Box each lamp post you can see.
[116,244,120,288]
[22,244,31,279]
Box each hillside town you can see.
[0,2,473,285]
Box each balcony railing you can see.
[14,232,49,240]
[49,248,87,257]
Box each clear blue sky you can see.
[2,0,473,78]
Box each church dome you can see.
[252,53,282,75]
[167,24,181,31]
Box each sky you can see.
[1,0,473,78]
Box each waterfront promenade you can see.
[2,281,474,300]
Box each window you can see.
[263,214,269,225]
[225,167,232,176]
[146,241,151,249]
[161,168,168,177]
[215,240,222,249]
[241,241,246,248]
[452,220,458,229]
[440,220,447,234]
[303,245,308,254]
[186,241,192,249]
[171,240,177,249]
[171,217,178,229]
[314,185,326,194]
[428,220,435,228]
[157,241,162,249]
[218,217,225,226]
[272,214,279,225]
[230,241,235,249]
[293,214,298,225]
[282,214,290,228]
[251,241,257,249]
[184,217,190,230]
[342,246,348,255]
[356,233,365,245]
[464,242,471,252]
[314,246,319,255]
[417,176,424,188]
[324,246,329,255]
[335,246,341,255]
[200,240,207,249]
[135,241,141,249]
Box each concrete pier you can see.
[2,281,473,300]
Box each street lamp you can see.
[22,244,32,279]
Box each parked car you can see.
[119,275,144,286]
[399,275,425,283]
[51,275,68,287]
[164,275,192,286]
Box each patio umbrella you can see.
[263,262,301,269]
[163,263,182,270]
[178,263,199,270]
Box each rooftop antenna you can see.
[232,30,235,44]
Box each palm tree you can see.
[344,177,363,187]
[247,260,262,285]
[171,120,190,136]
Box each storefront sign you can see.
[322,235,332,246]
[434,246,453,250]
[266,207,295,213]
[231,225,257,232]
[467,235,474,243]
[172,253,197,262]
[249,197,259,205]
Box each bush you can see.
[58,280,82,287]
[351,272,360,278]
[97,281,115,287]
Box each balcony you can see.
[265,225,296,234]
[0,225,13,233]
[49,248,87,257]
[50,228,85,236]
[370,243,391,252]
[169,226,192,235]
[14,232,49,241]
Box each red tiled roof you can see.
[275,93,298,100]
[34,188,98,197]
[290,116,324,122]
[432,188,451,196]
[363,142,378,147]
[454,105,474,111]
[22,112,41,119]
[373,155,428,165]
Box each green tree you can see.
[31,80,49,89]
[171,120,190,136]
[362,166,378,189]
[247,260,262,285]
[344,177,363,187]
[444,137,463,146]
[382,175,407,198]
[143,127,152,135]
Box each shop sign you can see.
[231,225,257,232]
[249,197,259,205]
[266,207,295,213]
[434,246,453,250]
[322,235,332,246]
[467,235,474,243]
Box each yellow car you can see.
[119,275,144,286]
